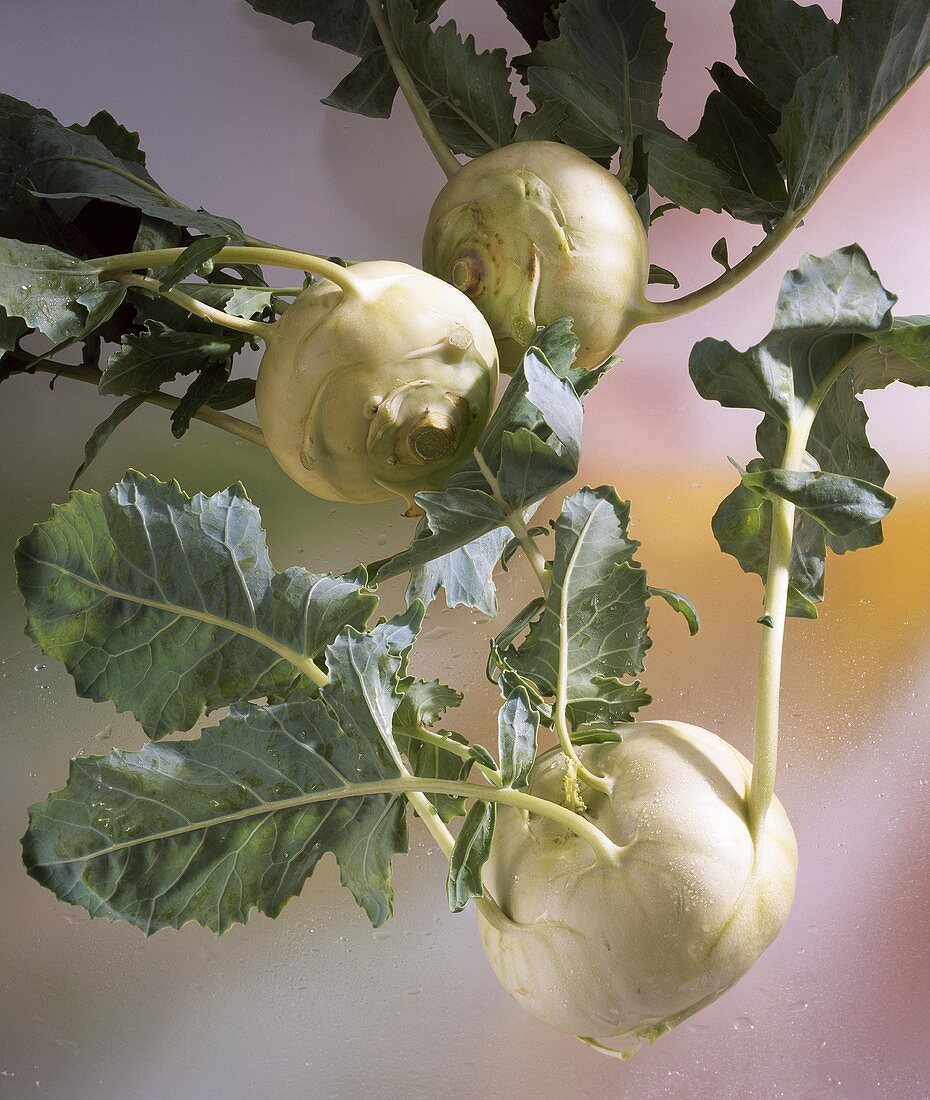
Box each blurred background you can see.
[1,2,928,1097]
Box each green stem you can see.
[61,776,624,869]
[115,273,269,339]
[405,725,501,785]
[634,62,930,328]
[472,450,551,594]
[747,415,811,842]
[747,346,861,841]
[364,0,461,180]
[92,245,361,296]
[17,358,267,449]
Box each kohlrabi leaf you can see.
[384,0,516,157]
[648,587,700,636]
[690,90,788,224]
[494,0,564,48]
[70,395,147,488]
[498,687,538,789]
[711,461,825,616]
[395,678,463,729]
[517,0,730,211]
[731,0,836,111]
[23,630,411,933]
[742,468,896,539]
[0,238,125,342]
[169,362,233,438]
[708,62,780,138]
[772,0,930,212]
[405,526,512,615]
[370,328,588,596]
[507,486,652,728]
[157,236,231,292]
[0,94,247,241]
[15,472,377,739]
[205,377,257,410]
[100,320,246,396]
[446,800,495,913]
[692,245,928,610]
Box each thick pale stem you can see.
[747,415,813,842]
[364,0,461,180]
[506,509,550,594]
[115,273,269,338]
[20,359,267,449]
[92,246,361,296]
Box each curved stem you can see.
[634,61,930,328]
[406,725,501,785]
[17,358,267,449]
[115,273,269,339]
[364,0,461,180]
[633,212,803,326]
[92,245,361,296]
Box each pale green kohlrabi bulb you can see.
[423,141,650,372]
[256,261,499,510]
[478,722,797,1047]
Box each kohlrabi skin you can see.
[255,260,499,509]
[478,721,797,1046]
[423,141,650,372]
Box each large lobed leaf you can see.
[23,630,410,933]
[15,472,377,739]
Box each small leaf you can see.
[157,236,230,291]
[101,320,245,396]
[170,362,232,437]
[446,801,495,913]
[711,237,730,271]
[70,395,146,488]
[648,264,679,288]
[498,687,538,789]
[0,237,125,343]
[648,586,700,635]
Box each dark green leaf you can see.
[498,687,538,788]
[23,631,410,933]
[691,90,788,224]
[170,362,232,437]
[69,395,146,488]
[323,49,400,118]
[157,236,230,292]
[15,472,377,739]
[70,110,146,165]
[732,0,836,110]
[101,320,246,396]
[446,800,495,913]
[513,100,568,143]
[495,0,564,47]
[708,62,780,138]
[711,237,730,270]
[206,377,256,410]
[386,0,516,157]
[744,467,895,537]
[648,264,679,288]
[648,586,700,635]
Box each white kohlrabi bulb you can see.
[477,721,797,1047]
[423,141,650,372]
[256,261,499,509]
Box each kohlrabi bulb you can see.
[478,722,797,1047]
[256,261,499,509]
[423,141,650,372]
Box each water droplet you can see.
[95,726,112,741]
[33,664,46,673]
[731,1016,754,1032]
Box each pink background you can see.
[1,2,928,1097]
